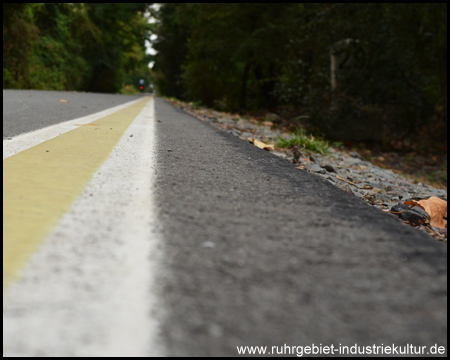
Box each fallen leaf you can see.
[405,197,447,228]
[59,99,69,103]
[249,138,274,151]
[255,139,273,151]
[263,121,274,127]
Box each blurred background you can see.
[3,3,447,185]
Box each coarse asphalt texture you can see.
[153,98,447,356]
[2,89,143,139]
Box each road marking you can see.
[3,97,145,160]
[3,97,150,290]
[3,96,164,356]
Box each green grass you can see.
[275,128,331,154]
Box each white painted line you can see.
[3,97,165,356]
[3,97,145,159]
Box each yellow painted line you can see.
[3,97,150,290]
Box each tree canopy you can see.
[3,3,153,93]
[151,3,447,145]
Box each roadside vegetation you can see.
[3,3,152,93]
[275,129,331,155]
[149,3,446,186]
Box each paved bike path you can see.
[154,97,447,356]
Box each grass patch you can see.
[276,128,331,154]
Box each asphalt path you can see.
[3,89,144,139]
[2,91,447,356]
[154,98,447,356]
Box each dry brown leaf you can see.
[251,138,274,151]
[361,185,373,189]
[263,121,274,127]
[59,99,69,103]
[404,197,447,228]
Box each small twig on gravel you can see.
[388,205,415,214]
[425,224,441,237]
[336,175,355,186]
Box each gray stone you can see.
[272,151,288,159]
[321,164,337,173]
[378,194,394,203]
[366,182,384,190]
[263,130,278,140]
[391,203,430,224]
[400,207,430,224]
[340,184,354,194]
[345,157,363,166]
[307,164,327,174]
[230,129,242,136]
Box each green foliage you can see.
[275,128,331,155]
[3,3,152,93]
[151,3,447,144]
[119,84,140,95]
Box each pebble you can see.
[321,164,337,173]
[391,204,430,224]
[202,241,216,248]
